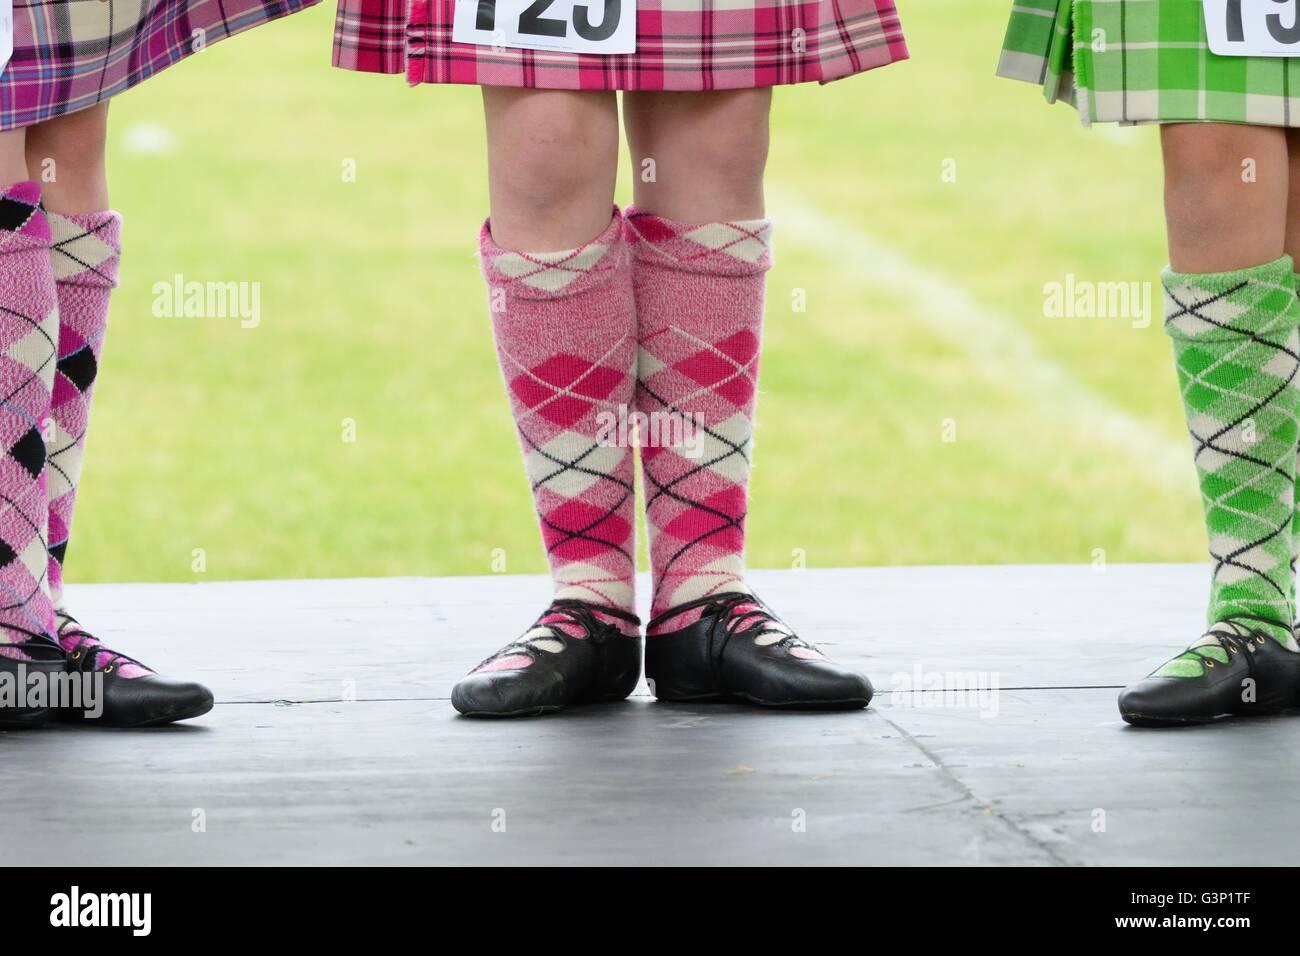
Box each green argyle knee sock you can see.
[1163,256,1300,650]
[1293,271,1300,618]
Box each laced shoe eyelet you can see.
[104,665,114,674]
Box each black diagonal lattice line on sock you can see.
[1213,522,1290,599]
[0,292,56,613]
[536,490,637,565]
[48,347,100,488]
[637,379,752,604]
[516,422,637,570]
[0,502,49,617]
[1170,277,1300,621]
[1167,283,1300,592]
[1167,282,1300,490]
[0,303,57,409]
[50,219,118,283]
[520,425,636,498]
[636,378,752,510]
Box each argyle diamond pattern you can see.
[1162,258,1300,657]
[625,209,773,626]
[0,182,59,653]
[481,212,638,614]
[46,210,121,606]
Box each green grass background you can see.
[76,1,1201,583]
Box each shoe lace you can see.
[474,599,639,670]
[56,611,148,674]
[1188,613,1276,670]
[650,591,812,650]
[0,632,62,662]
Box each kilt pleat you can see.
[997,0,1300,127]
[1,0,322,131]
[332,0,907,91]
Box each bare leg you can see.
[0,128,29,186]
[622,89,770,221]
[24,104,110,213]
[1285,128,1300,265]
[481,87,618,250]
[1162,122,1287,272]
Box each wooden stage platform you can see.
[3,565,1297,866]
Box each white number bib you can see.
[453,0,636,55]
[1205,0,1300,56]
[0,0,13,78]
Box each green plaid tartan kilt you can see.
[997,0,1300,126]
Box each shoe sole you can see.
[60,697,215,729]
[119,698,216,728]
[653,690,871,710]
[0,707,56,730]
[745,695,872,711]
[1121,711,1215,727]
[454,692,637,718]
[455,704,563,718]
[1121,704,1298,727]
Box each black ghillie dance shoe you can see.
[1119,614,1300,726]
[57,613,214,728]
[451,599,641,717]
[645,592,872,710]
[0,638,65,729]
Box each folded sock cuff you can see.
[624,206,773,276]
[0,181,51,252]
[48,211,122,287]
[479,207,627,300]
[1162,255,1298,342]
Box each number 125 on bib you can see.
[453,0,637,55]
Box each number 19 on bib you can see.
[1205,0,1300,56]
[453,0,637,55]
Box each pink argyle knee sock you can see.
[46,210,121,611]
[624,208,772,632]
[480,208,638,623]
[0,182,60,656]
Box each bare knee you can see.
[662,95,770,205]
[483,88,618,248]
[1162,123,1286,271]
[26,104,110,212]
[627,89,770,221]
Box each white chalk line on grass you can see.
[769,189,1193,490]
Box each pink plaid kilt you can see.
[332,0,906,90]
[1,0,321,131]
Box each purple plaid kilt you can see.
[333,0,907,90]
[1,0,321,131]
